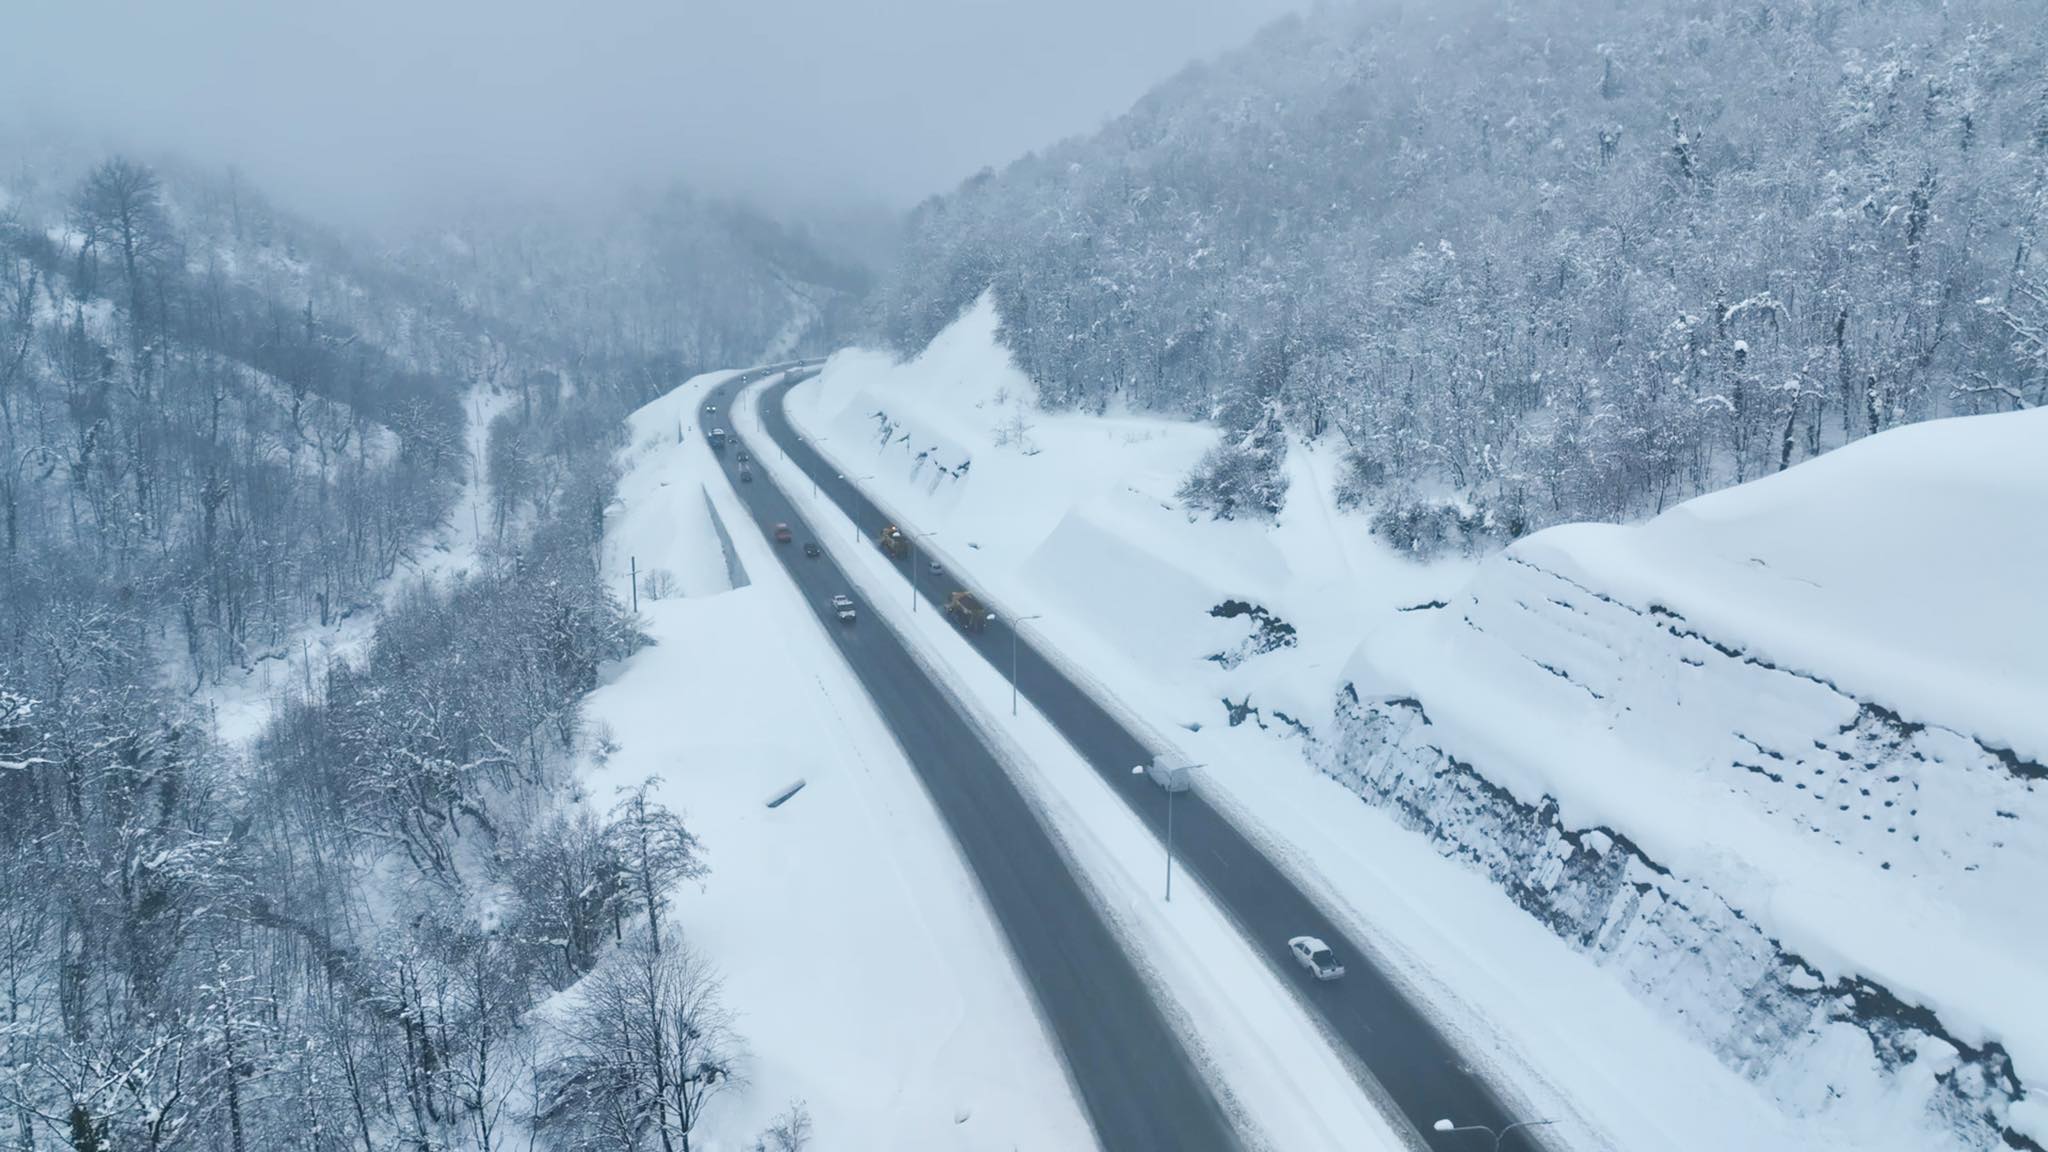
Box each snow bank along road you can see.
[704,369,1240,1151]
[733,371,1530,1146]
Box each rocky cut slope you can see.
[1325,409,2048,1150]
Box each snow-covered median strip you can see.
[735,375,1410,1152]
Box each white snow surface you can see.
[1521,409,2048,765]
[579,371,1093,1150]
[736,376,1408,1152]
[1349,406,2048,1129]
[787,297,1467,744]
[778,295,2038,1151]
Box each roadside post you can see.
[1133,755,1195,901]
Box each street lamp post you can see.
[845,475,872,542]
[1005,614,1043,716]
[1131,759,1194,902]
[1431,1118,1556,1151]
[910,530,937,612]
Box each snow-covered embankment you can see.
[1337,409,2048,1150]
[785,295,2048,1152]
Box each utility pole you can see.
[630,555,638,612]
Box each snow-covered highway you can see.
[700,369,1244,1151]
[713,368,1531,1149]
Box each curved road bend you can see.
[744,371,1532,1149]
[702,369,1240,1152]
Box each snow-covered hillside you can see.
[1340,407,2048,1150]
[788,298,2046,1151]
[789,296,1467,738]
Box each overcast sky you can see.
[2,0,1306,226]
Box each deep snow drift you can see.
[1344,407,2048,1149]
[786,297,2045,1151]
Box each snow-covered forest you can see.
[0,144,845,1150]
[877,0,2048,541]
[3,0,2046,1147]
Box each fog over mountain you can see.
[1,0,1304,224]
[3,3,2045,1151]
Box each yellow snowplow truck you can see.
[946,590,989,633]
[877,524,909,558]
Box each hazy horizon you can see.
[1,0,1307,229]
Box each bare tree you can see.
[73,159,166,365]
[556,937,738,1152]
[754,1100,812,1152]
[606,779,706,955]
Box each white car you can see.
[1288,935,1345,980]
[830,594,857,622]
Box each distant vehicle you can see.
[803,542,821,558]
[945,590,990,633]
[738,463,753,483]
[773,523,793,543]
[709,427,727,451]
[704,403,717,413]
[736,448,751,464]
[877,524,908,559]
[1288,936,1345,981]
[830,594,857,622]
[928,560,942,574]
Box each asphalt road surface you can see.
[742,370,1535,1149]
[702,368,1242,1152]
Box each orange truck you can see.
[946,590,990,633]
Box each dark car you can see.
[736,449,751,464]
[803,542,821,558]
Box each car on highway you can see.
[703,403,717,413]
[738,463,753,483]
[803,541,821,558]
[1288,936,1345,980]
[830,594,857,622]
[773,523,793,543]
[736,448,751,464]
[928,560,942,574]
